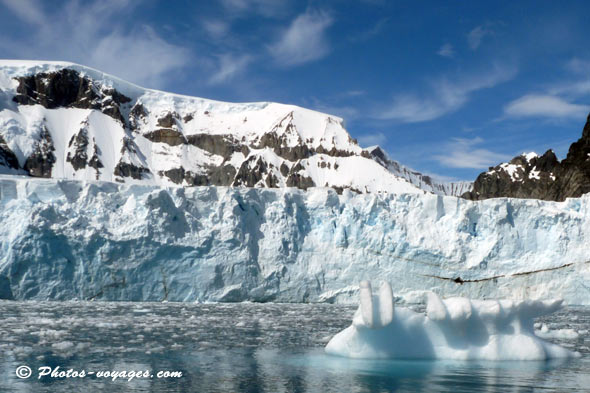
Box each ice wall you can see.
[0,176,589,303]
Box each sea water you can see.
[0,301,588,392]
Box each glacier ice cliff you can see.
[0,176,589,304]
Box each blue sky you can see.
[1,0,589,181]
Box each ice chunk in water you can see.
[355,281,394,329]
[326,281,580,360]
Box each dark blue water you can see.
[0,301,588,392]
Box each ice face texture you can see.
[0,176,589,303]
[325,282,579,360]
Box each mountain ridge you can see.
[463,114,590,201]
[0,60,466,196]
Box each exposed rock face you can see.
[129,102,148,132]
[0,135,19,170]
[285,162,315,190]
[463,114,590,201]
[186,134,248,160]
[233,156,270,187]
[114,162,150,180]
[66,125,90,170]
[23,126,56,177]
[144,129,187,146]
[160,164,237,186]
[114,137,150,180]
[13,69,131,123]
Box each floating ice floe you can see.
[325,281,580,360]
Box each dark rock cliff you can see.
[13,69,131,124]
[463,114,590,201]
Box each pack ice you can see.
[325,281,580,360]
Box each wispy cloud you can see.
[307,98,359,123]
[504,94,588,119]
[549,80,590,97]
[0,0,191,88]
[376,64,517,123]
[467,25,492,50]
[202,19,231,39]
[268,9,333,67]
[437,43,454,58]
[0,0,44,25]
[434,137,511,169]
[349,18,389,43]
[357,132,387,148]
[547,58,590,97]
[208,54,253,85]
[565,57,590,75]
[219,0,291,18]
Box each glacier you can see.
[0,175,589,304]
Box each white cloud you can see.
[549,80,590,97]
[504,94,588,119]
[377,64,517,123]
[349,18,389,43]
[437,43,454,58]
[434,137,511,169]
[357,132,387,148]
[269,9,333,67]
[208,54,253,85]
[219,0,290,18]
[0,0,191,89]
[565,58,590,75]
[0,0,44,25]
[89,28,190,88]
[467,25,491,50]
[202,19,230,39]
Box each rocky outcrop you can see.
[129,102,148,132]
[114,162,150,180]
[66,124,90,170]
[285,162,315,190]
[187,134,248,160]
[0,135,19,170]
[114,137,149,180]
[233,156,271,187]
[23,126,56,177]
[463,114,590,201]
[12,69,131,123]
[144,129,187,146]
[254,130,311,161]
[160,164,237,186]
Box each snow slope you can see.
[0,60,425,195]
[366,146,473,196]
[1,176,589,304]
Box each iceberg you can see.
[325,281,580,360]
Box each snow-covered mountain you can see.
[366,146,472,196]
[1,60,589,305]
[1,175,589,304]
[0,60,456,195]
